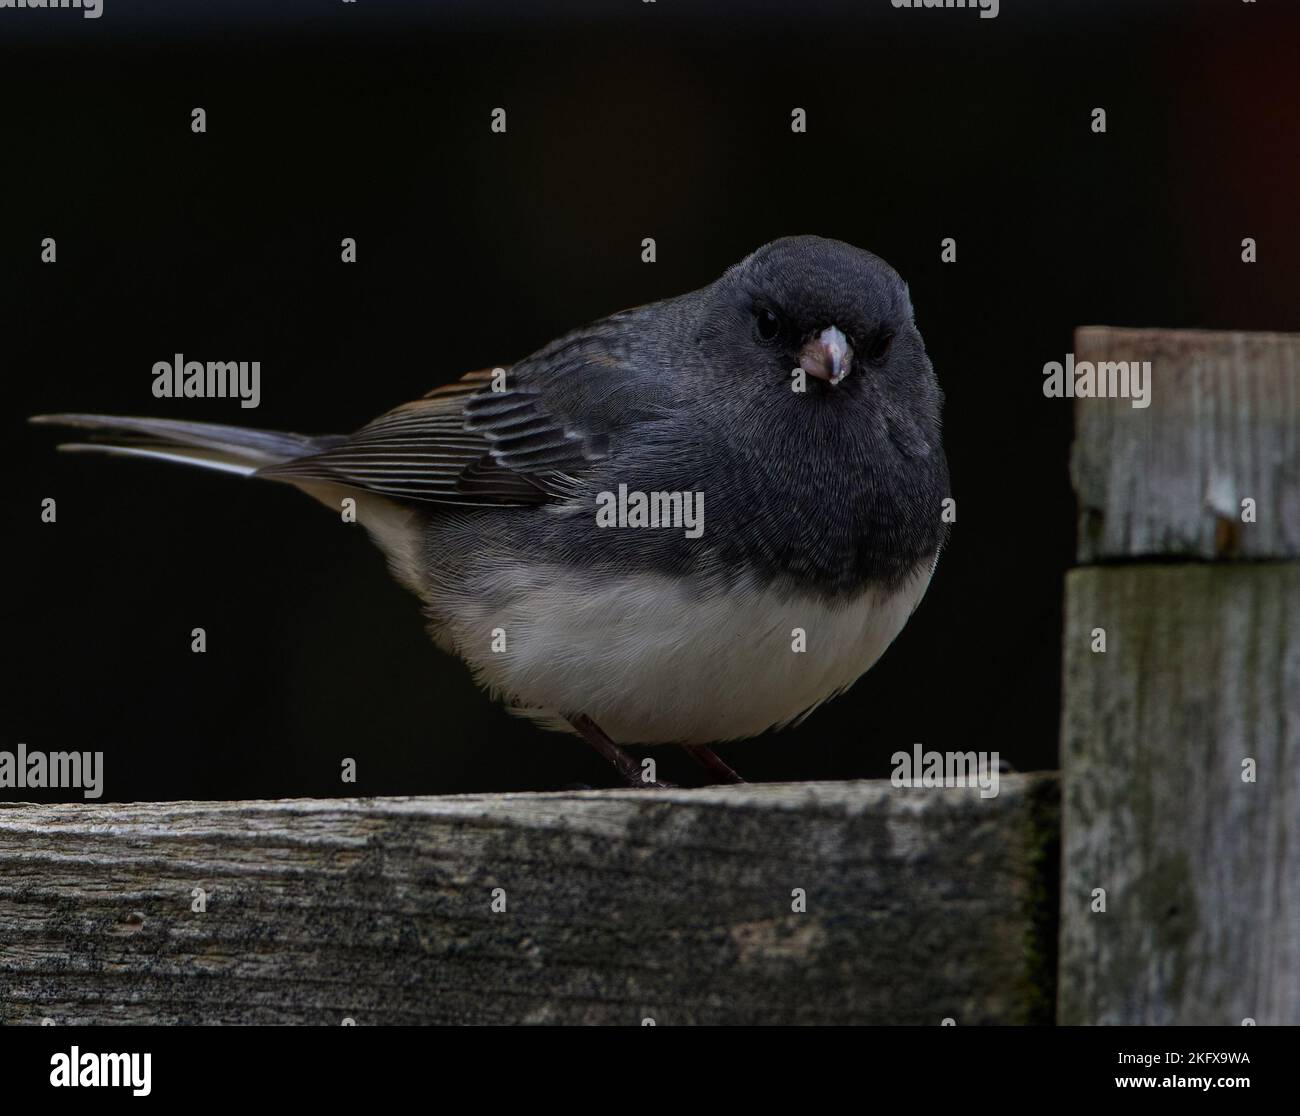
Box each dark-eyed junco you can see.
[33,236,949,786]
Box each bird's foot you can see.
[567,714,675,788]
[680,744,747,784]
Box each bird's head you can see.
[694,236,941,457]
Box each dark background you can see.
[4,0,1298,801]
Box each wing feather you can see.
[257,324,635,505]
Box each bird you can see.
[32,235,950,787]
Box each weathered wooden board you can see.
[0,776,1058,1025]
[1071,326,1300,562]
[1059,564,1300,1025]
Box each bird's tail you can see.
[28,413,343,478]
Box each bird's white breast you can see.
[442,560,935,745]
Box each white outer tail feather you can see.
[29,413,330,478]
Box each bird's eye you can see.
[866,329,895,363]
[755,307,781,342]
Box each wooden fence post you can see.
[0,777,1058,1025]
[1059,326,1300,1025]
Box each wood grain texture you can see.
[1059,564,1300,1025]
[1071,326,1300,562]
[0,777,1058,1025]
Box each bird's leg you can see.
[567,714,674,789]
[680,744,746,784]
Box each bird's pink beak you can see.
[799,326,853,385]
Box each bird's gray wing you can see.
[259,312,674,506]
